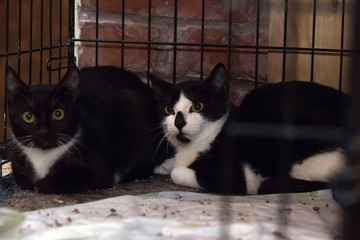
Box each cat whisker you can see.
[58,133,92,158]
[56,135,86,161]
[154,131,172,156]
[52,91,70,105]
[16,135,35,146]
[157,93,172,104]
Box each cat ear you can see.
[6,67,28,104]
[205,63,228,92]
[147,72,172,96]
[58,66,80,98]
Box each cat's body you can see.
[6,66,168,193]
[150,63,348,195]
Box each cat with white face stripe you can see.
[150,63,348,195]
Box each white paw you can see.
[154,157,176,175]
[171,167,201,189]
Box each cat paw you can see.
[171,167,201,189]
[154,157,176,175]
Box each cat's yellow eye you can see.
[52,109,65,121]
[165,106,175,115]
[191,102,204,113]
[22,111,35,123]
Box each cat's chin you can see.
[176,133,191,143]
[28,141,59,150]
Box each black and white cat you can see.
[150,63,348,195]
[6,66,168,193]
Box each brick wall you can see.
[75,0,270,104]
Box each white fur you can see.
[154,157,176,175]
[113,171,125,185]
[14,134,79,180]
[164,93,229,168]
[243,163,268,195]
[163,93,205,148]
[171,166,201,188]
[290,150,345,182]
[174,113,229,168]
[163,93,229,189]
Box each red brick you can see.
[80,0,174,17]
[77,22,160,71]
[77,1,267,82]
[79,0,256,22]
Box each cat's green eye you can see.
[191,102,204,113]
[52,109,65,121]
[22,111,35,124]
[165,106,175,115]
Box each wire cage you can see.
[0,0,359,238]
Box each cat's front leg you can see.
[154,157,176,175]
[171,166,202,189]
[34,177,73,194]
[34,169,93,193]
[12,173,35,191]
[10,157,36,191]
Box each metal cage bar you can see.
[310,0,317,83]
[0,3,359,239]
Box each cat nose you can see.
[174,112,186,130]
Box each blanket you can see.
[0,190,341,240]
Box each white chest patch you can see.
[174,112,229,168]
[15,137,78,180]
[162,92,229,169]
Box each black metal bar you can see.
[68,0,75,67]
[95,0,99,66]
[339,0,346,91]
[200,0,205,80]
[58,0,63,81]
[281,0,289,82]
[147,0,152,84]
[3,0,10,141]
[254,0,260,88]
[40,0,44,84]
[226,122,346,142]
[47,56,71,71]
[227,0,232,87]
[69,38,355,54]
[29,0,33,85]
[220,2,234,238]
[172,0,178,84]
[338,0,360,239]
[18,0,22,74]
[49,0,53,84]
[1,44,71,59]
[310,0,317,83]
[121,0,125,68]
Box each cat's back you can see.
[79,66,153,101]
[236,81,349,125]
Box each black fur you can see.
[150,63,348,195]
[6,66,168,193]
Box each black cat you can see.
[149,63,349,195]
[6,66,168,193]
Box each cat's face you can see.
[6,67,81,150]
[149,63,228,147]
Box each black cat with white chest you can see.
[6,66,168,193]
[150,63,348,194]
